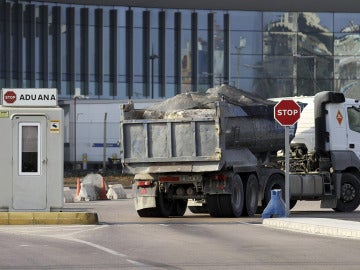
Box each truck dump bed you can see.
[120,85,286,174]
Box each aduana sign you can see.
[1,88,58,107]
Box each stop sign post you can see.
[274,99,301,216]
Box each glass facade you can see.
[1,1,360,99]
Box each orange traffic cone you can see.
[99,177,108,200]
[75,178,81,197]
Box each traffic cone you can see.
[75,178,81,197]
[99,177,108,200]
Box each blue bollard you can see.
[262,189,286,218]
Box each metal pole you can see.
[285,126,290,216]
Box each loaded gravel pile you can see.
[143,84,275,119]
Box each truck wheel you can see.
[227,174,244,217]
[158,192,175,217]
[207,174,244,217]
[333,173,360,212]
[242,174,259,217]
[137,207,161,217]
[263,174,297,210]
[171,200,188,216]
[206,195,222,217]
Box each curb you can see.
[263,218,360,240]
[0,212,99,225]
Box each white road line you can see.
[67,238,127,257]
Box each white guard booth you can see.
[0,88,64,212]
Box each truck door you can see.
[346,105,360,159]
[12,115,47,210]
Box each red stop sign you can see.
[3,91,17,104]
[274,99,301,126]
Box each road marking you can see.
[68,238,127,257]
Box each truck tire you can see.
[333,173,360,212]
[171,200,188,216]
[263,174,297,210]
[242,174,259,217]
[158,192,175,217]
[188,205,208,214]
[207,174,244,217]
[137,207,161,217]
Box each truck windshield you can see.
[348,106,360,133]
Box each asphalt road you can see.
[0,194,359,270]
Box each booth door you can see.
[12,116,47,210]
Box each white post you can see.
[285,126,290,216]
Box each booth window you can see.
[19,123,40,175]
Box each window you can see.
[19,123,40,175]
[348,106,360,133]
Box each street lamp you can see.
[293,54,317,95]
[149,49,159,99]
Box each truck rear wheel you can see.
[171,200,188,216]
[137,207,161,217]
[242,174,259,217]
[207,174,244,217]
[333,173,360,212]
[158,192,175,217]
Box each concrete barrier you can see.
[106,184,127,200]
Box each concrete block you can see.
[106,184,127,200]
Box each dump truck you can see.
[119,85,360,217]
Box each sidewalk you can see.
[263,217,360,240]
[262,201,360,240]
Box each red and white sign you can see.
[3,91,16,104]
[2,88,58,107]
[274,99,301,126]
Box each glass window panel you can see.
[61,22,67,74]
[48,21,53,75]
[118,27,126,75]
[263,12,298,32]
[334,33,360,56]
[198,29,209,82]
[165,82,175,98]
[133,8,145,28]
[213,12,224,29]
[198,11,207,30]
[133,28,143,76]
[133,81,145,99]
[165,29,175,77]
[263,32,297,56]
[229,11,262,31]
[334,13,360,33]
[230,31,262,55]
[165,10,175,29]
[116,6,126,27]
[298,32,333,56]
[103,26,110,75]
[230,54,265,81]
[89,26,95,75]
[335,56,360,80]
[75,24,81,77]
[150,8,160,27]
[20,124,40,174]
[181,10,192,29]
[298,12,333,33]
[181,29,192,91]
